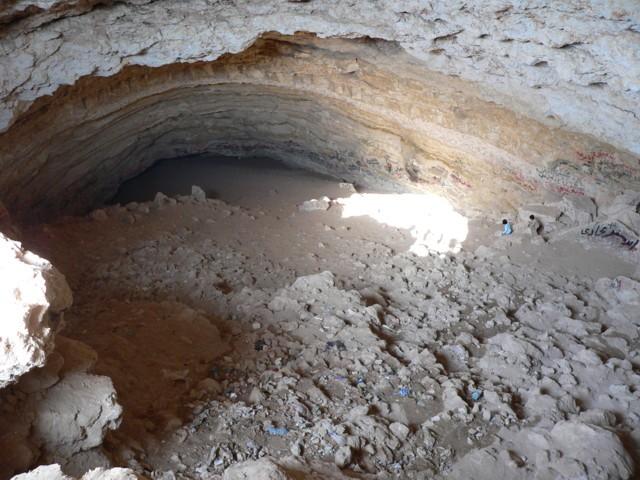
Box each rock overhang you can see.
[0,1,638,221]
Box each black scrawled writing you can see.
[581,223,639,250]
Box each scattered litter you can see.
[325,340,347,352]
[471,389,483,402]
[398,386,411,397]
[265,427,289,436]
[32,174,640,480]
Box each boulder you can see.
[32,372,122,461]
[0,233,73,388]
[449,421,633,480]
[11,464,71,480]
[1,346,122,478]
[223,458,292,480]
[191,185,206,202]
[11,465,141,480]
[516,204,562,229]
[555,195,597,224]
[298,197,331,212]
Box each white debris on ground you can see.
[298,197,332,212]
[12,464,140,480]
[5,167,640,479]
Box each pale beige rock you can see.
[449,421,633,480]
[0,3,638,222]
[16,352,64,394]
[32,372,122,460]
[1,335,111,478]
[555,194,598,224]
[55,336,99,375]
[223,458,292,480]
[299,197,331,212]
[0,0,637,157]
[191,185,206,202]
[80,468,140,480]
[10,464,142,480]
[11,464,72,480]
[0,233,73,388]
[334,446,353,469]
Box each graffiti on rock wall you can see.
[575,150,640,186]
[510,170,538,192]
[581,222,639,250]
[536,158,585,195]
[450,173,472,189]
[536,150,640,196]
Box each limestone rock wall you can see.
[0,1,638,219]
[0,0,637,148]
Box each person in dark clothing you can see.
[528,214,542,236]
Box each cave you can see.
[1,2,640,480]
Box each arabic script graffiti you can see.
[581,223,639,250]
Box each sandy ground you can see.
[21,155,640,479]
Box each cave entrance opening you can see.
[110,153,345,211]
[109,152,469,255]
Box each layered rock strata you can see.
[0,2,638,220]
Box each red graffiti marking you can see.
[575,150,615,163]
[450,173,472,188]
[554,185,585,195]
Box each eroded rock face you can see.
[1,0,638,148]
[0,232,73,388]
[0,2,638,220]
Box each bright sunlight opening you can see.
[335,193,469,255]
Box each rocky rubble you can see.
[12,464,140,480]
[512,191,640,263]
[0,332,124,478]
[0,233,125,479]
[25,187,639,479]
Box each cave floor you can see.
[22,158,640,479]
